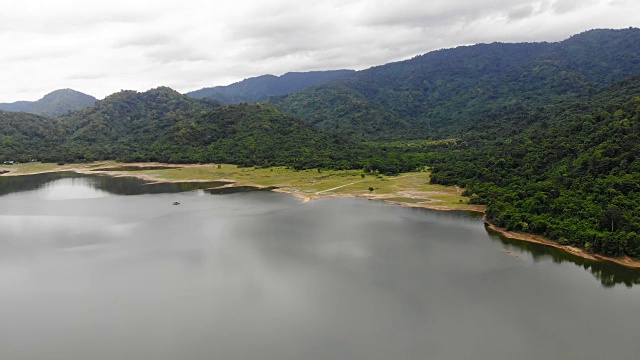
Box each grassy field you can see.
[0,162,90,174]
[0,161,481,210]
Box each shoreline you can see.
[2,163,639,269]
[483,216,640,269]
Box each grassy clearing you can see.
[1,162,478,210]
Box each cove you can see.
[1,173,639,360]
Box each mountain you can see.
[270,28,640,141]
[186,70,355,103]
[10,87,362,169]
[55,87,221,162]
[0,89,97,117]
[1,86,415,170]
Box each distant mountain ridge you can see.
[269,28,640,141]
[0,89,97,117]
[186,70,355,103]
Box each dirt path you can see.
[315,180,363,194]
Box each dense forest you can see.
[429,76,640,257]
[0,110,66,159]
[2,28,640,259]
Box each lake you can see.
[1,173,639,360]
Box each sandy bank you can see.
[483,216,640,269]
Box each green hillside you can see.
[141,103,360,168]
[0,110,66,161]
[429,75,640,257]
[56,87,217,161]
[270,28,640,140]
[2,87,372,170]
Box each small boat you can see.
[173,201,180,205]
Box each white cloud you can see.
[0,0,638,102]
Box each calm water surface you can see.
[1,173,639,360]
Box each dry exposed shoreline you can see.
[2,163,639,269]
[483,217,640,269]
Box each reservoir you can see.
[1,173,639,360]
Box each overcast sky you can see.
[0,0,638,102]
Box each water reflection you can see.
[0,172,77,196]
[486,227,640,288]
[0,172,244,196]
[2,172,638,288]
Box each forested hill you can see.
[0,89,97,117]
[270,28,640,141]
[0,111,66,160]
[186,70,355,103]
[429,74,640,258]
[142,103,361,168]
[1,87,367,169]
[57,86,218,161]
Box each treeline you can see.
[429,76,640,257]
